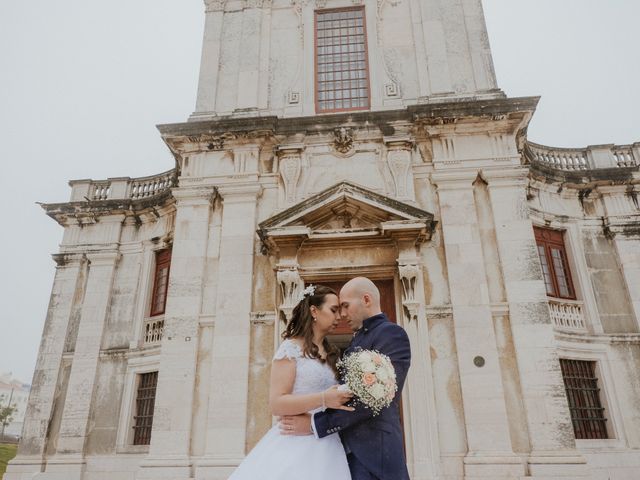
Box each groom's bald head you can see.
[339,277,382,331]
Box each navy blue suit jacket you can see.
[313,313,411,480]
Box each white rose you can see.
[358,352,372,363]
[376,368,389,382]
[369,384,385,400]
[361,361,377,373]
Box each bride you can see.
[229,285,353,479]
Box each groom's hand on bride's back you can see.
[279,413,313,436]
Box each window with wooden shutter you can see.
[133,371,158,445]
[315,7,370,113]
[559,359,608,439]
[150,249,171,317]
[533,227,576,299]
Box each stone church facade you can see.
[6,0,640,479]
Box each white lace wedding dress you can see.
[228,339,351,479]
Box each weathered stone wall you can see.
[581,229,637,334]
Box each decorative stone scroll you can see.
[384,136,414,200]
[276,144,304,205]
[277,268,304,323]
[398,263,420,322]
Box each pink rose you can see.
[363,373,376,386]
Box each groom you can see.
[281,277,411,480]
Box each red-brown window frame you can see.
[559,359,609,440]
[150,249,171,317]
[533,227,576,300]
[314,6,371,114]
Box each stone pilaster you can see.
[193,0,225,116]
[396,243,440,480]
[196,183,262,480]
[48,248,121,479]
[138,186,215,480]
[4,255,86,480]
[432,170,524,478]
[484,168,588,477]
[610,234,640,328]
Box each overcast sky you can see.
[0,1,638,384]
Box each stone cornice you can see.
[158,96,540,154]
[40,190,176,227]
[528,161,640,190]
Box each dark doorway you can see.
[311,278,397,350]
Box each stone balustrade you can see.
[68,169,177,202]
[143,317,165,345]
[548,299,587,332]
[527,141,639,171]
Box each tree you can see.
[0,393,16,441]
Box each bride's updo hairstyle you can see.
[282,285,340,375]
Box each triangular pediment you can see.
[258,182,435,250]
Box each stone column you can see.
[484,168,588,477]
[396,242,440,480]
[196,183,262,480]
[48,249,121,479]
[4,255,86,480]
[432,170,524,478]
[138,186,215,480]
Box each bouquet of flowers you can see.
[337,349,397,416]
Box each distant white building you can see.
[5,1,640,479]
[0,372,30,439]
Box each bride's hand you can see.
[323,385,354,411]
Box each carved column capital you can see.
[216,183,262,203]
[277,267,304,323]
[398,261,422,323]
[171,185,217,206]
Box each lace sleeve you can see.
[273,340,302,361]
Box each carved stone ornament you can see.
[277,145,304,204]
[277,268,304,322]
[333,127,354,154]
[399,263,419,302]
[387,149,411,198]
[399,263,420,322]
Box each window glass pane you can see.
[551,248,570,297]
[537,245,555,296]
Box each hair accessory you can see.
[297,284,316,302]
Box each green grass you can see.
[0,443,18,477]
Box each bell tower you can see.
[192,0,503,120]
